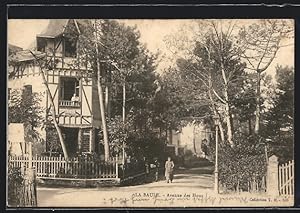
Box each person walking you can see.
[165,157,175,183]
[154,158,160,182]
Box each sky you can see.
[8,19,294,76]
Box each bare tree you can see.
[29,51,69,159]
[165,20,245,146]
[240,19,293,135]
[93,20,110,162]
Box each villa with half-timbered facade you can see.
[8,20,104,156]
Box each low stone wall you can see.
[121,168,164,186]
[37,177,121,187]
[36,169,163,188]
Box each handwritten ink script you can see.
[100,192,293,207]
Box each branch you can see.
[258,43,280,73]
[211,23,224,60]
[212,87,227,104]
[242,53,256,70]
[256,25,276,71]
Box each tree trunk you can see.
[105,82,111,119]
[105,85,108,111]
[208,102,225,142]
[94,22,110,162]
[96,65,110,162]
[254,72,261,135]
[193,125,197,153]
[44,80,68,159]
[105,70,111,120]
[224,100,234,146]
[218,121,225,143]
[122,81,126,164]
[220,63,234,146]
[208,75,225,142]
[29,51,69,159]
[248,118,252,135]
[122,82,126,123]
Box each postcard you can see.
[7,18,294,208]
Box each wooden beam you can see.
[59,124,92,128]
[82,116,91,124]
[82,86,92,115]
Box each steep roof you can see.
[37,19,91,39]
[37,19,69,38]
[9,50,46,63]
[8,44,23,55]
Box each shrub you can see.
[7,164,25,206]
[208,134,267,192]
[126,131,166,163]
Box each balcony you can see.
[59,100,80,108]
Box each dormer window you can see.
[37,37,47,52]
[64,37,77,58]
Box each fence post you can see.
[32,167,37,206]
[115,156,118,178]
[28,142,32,169]
[267,155,279,196]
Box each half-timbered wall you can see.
[46,68,94,127]
[9,19,99,154]
[81,77,93,126]
[9,63,41,80]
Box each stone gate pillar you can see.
[267,155,279,196]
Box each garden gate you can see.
[278,160,294,196]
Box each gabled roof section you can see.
[8,44,23,55]
[75,19,91,33]
[37,19,92,39]
[37,19,69,38]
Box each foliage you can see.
[230,72,257,135]
[97,115,167,161]
[76,20,160,157]
[44,125,62,155]
[106,116,128,157]
[8,89,44,128]
[8,89,44,146]
[240,20,293,73]
[211,134,267,191]
[7,163,25,206]
[159,66,211,129]
[162,23,248,144]
[239,19,293,134]
[126,130,166,162]
[261,66,294,163]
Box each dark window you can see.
[37,37,46,52]
[64,37,77,58]
[22,85,33,105]
[60,77,80,101]
[23,85,32,96]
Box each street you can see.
[37,165,293,208]
[37,165,214,207]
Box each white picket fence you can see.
[9,155,119,179]
[278,160,294,196]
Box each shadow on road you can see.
[174,174,212,180]
[175,166,214,175]
[142,184,213,189]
